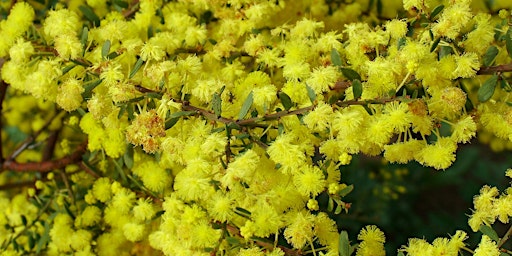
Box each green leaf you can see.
[397,37,406,50]
[340,68,361,81]
[62,64,77,75]
[235,207,251,216]
[338,184,354,197]
[81,79,103,98]
[483,46,499,67]
[338,231,350,256]
[306,84,316,103]
[439,45,453,59]
[331,48,343,67]
[430,5,444,20]
[226,236,240,245]
[113,0,128,8]
[238,91,253,120]
[327,197,334,212]
[165,117,179,129]
[168,111,196,119]
[36,220,51,253]
[430,37,441,52]
[123,145,134,169]
[506,28,512,59]
[102,40,111,60]
[278,92,293,111]
[352,80,363,99]
[500,253,511,256]
[479,225,499,242]
[397,252,405,256]
[106,51,120,60]
[478,74,499,102]
[212,92,222,117]
[334,205,342,214]
[28,234,35,249]
[129,58,144,79]
[78,5,100,26]
[80,27,88,47]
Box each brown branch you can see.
[7,111,64,161]
[2,141,88,173]
[42,130,59,161]
[477,63,512,75]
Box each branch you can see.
[2,141,88,173]
[477,63,512,75]
[224,223,302,256]
[6,111,64,161]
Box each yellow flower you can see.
[133,198,156,222]
[356,225,385,256]
[123,222,146,242]
[386,19,408,39]
[451,115,477,143]
[293,165,326,197]
[384,139,424,164]
[284,211,316,249]
[92,177,112,203]
[306,66,339,94]
[474,235,500,256]
[56,77,84,112]
[414,137,457,170]
[54,34,82,60]
[303,102,334,132]
[453,52,480,78]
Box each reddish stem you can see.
[2,141,88,173]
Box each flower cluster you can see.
[1,0,512,255]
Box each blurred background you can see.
[336,138,512,254]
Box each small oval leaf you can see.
[339,231,350,256]
[507,28,512,59]
[479,225,500,242]
[79,5,100,26]
[102,40,111,60]
[430,37,441,52]
[483,46,499,67]
[352,80,363,99]
[338,184,354,197]
[430,5,444,20]
[478,74,499,102]
[331,48,343,67]
[212,93,222,117]
[238,91,254,120]
[340,68,362,81]
[129,58,144,79]
[279,92,293,111]
[306,84,316,103]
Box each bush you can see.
[1,0,512,255]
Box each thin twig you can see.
[477,63,512,75]
[498,224,512,248]
[2,141,87,173]
[42,130,59,161]
[7,111,64,161]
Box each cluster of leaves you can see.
[2,0,512,255]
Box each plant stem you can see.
[477,63,512,75]
[498,224,512,248]
[1,141,88,173]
